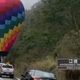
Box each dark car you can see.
[21,70,56,80]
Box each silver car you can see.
[21,70,56,80]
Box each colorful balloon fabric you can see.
[0,0,25,52]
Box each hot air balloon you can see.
[0,0,25,56]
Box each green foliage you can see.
[54,30,80,58]
[6,0,80,77]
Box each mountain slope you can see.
[6,0,80,77]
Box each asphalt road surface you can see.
[0,77,20,80]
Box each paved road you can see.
[0,77,20,80]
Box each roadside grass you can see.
[14,55,56,77]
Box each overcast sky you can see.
[21,0,40,9]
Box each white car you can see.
[0,63,14,78]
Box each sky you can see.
[21,0,40,9]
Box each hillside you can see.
[54,30,80,58]
[6,0,80,77]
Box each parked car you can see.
[0,63,14,78]
[21,70,56,80]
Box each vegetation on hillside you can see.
[6,0,80,77]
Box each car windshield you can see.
[2,65,13,68]
[29,70,55,78]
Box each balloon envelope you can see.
[0,0,25,54]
